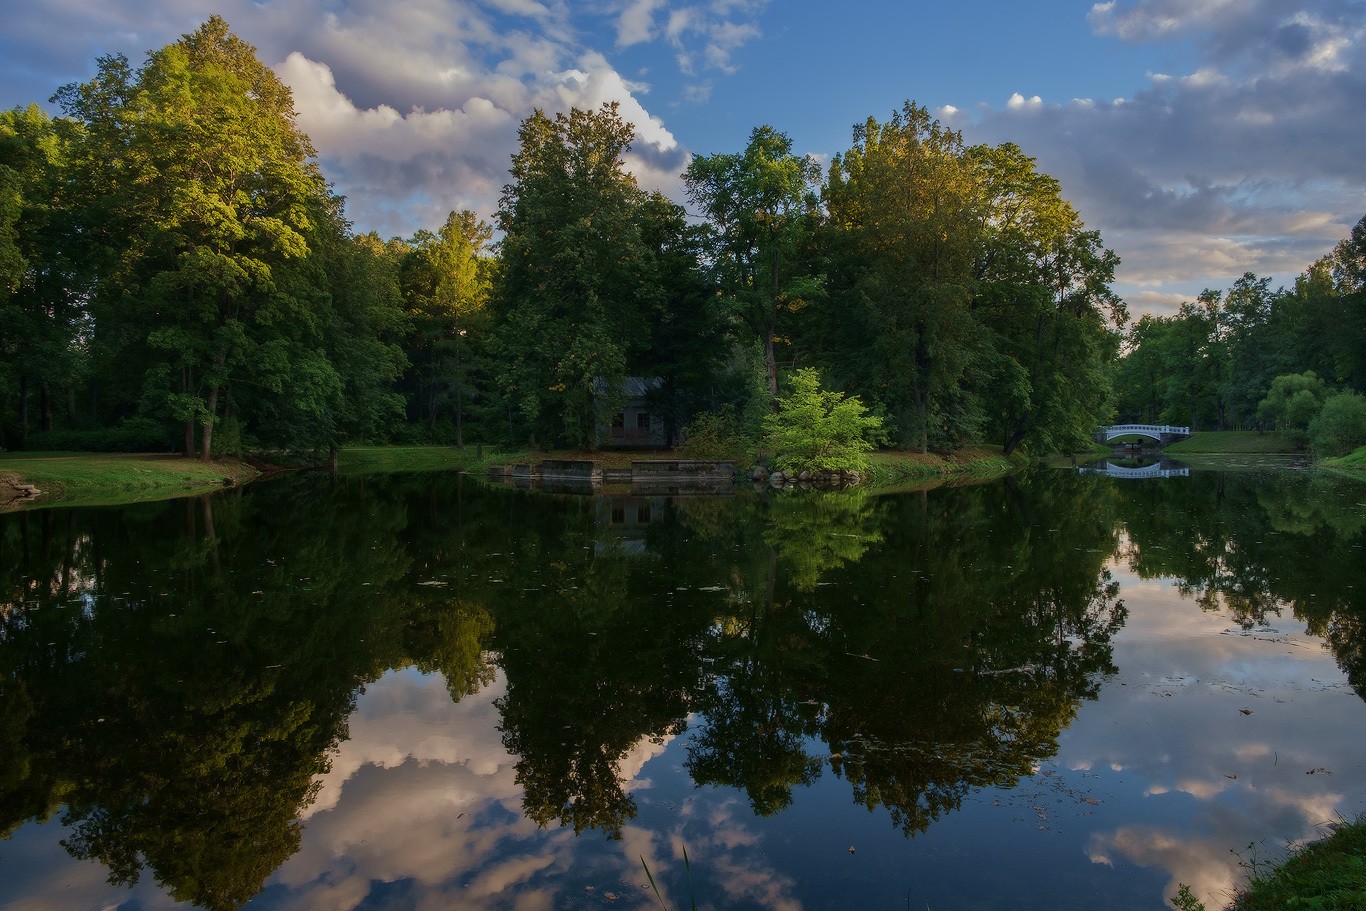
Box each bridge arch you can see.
[1099,424,1191,444]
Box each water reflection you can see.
[0,466,1362,910]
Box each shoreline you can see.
[5,439,1360,511]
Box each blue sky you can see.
[2,0,1364,316]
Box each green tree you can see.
[492,104,657,449]
[56,16,334,459]
[762,367,882,473]
[971,141,1124,454]
[1309,392,1366,457]
[820,103,986,451]
[0,105,85,447]
[1257,371,1330,446]
[684,125,823,401]
[400,211,493,446]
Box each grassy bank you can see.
[1173,818,1366,911]
[0,452,259,509]
[336,445,524,476]
[1231,818,1365,911]
[1163,431,1299,454]
[1323,444,1366,479]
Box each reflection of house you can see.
[596,377,667,448]
[594,496,664,556]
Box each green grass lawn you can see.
[336,445,523,476]
[0,452,259,509]
[1162,431,1300,454]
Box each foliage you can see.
[1257,372,1330,446]
[492,103,659,450]
[1309,392,1366,458]
[678,406,751,460]
[684,125,823,400]
[23,418,169,453]
[761,368,882,472]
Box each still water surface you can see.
[0,464,1363,910]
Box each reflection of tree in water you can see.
[1118,470,1366,696]
[687,472,1127,833]
[0,469,1135,907]
[0,475,497,910]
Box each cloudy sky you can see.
[2,0,1364,316]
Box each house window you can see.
[636,411,651,430]
[636,505,651,524]
[611,507,626,524]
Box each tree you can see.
[0,105,85,447]
[56,16,334,459]
[1257,371,1330,446]
[1308,392,1366,457]
[970,141,1124,454]
[492,104,657,449]
[401,211,493,446]
[819,104,987,452]
[684,126,823,401]
[762,367,882,473]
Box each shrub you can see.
[762,368,883,473]
[25,418,170,453]
[1309,392,1366,458]
[1257,372,1329,446]
[679,406,750,460]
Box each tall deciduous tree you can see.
[404,210,493,447]
[0,105,84,447]
[492,104,657,449]
[821,103,985,452]
[972,142,1124,454]
[684,126,823,401]
[56,16,332,459]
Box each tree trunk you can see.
[17,374,28,447]
[328,445,338,474]
[181,366,195,457]
[39,381,52,432]
[200,384,219,462]
[765,316,778,405]
[66,385,76,424]
[454,318,464,449]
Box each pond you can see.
[0,463,1363,910]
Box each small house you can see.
[596,377,668,448]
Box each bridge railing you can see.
[1104,424,1190,435]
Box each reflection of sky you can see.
[4,557,1365,910]
[1066,558,1366,909]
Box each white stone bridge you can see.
[1097,424,1191,444]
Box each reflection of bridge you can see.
[1078,461,1190,479]
[1097,424,1191,444]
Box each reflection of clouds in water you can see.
[0,828,184,911]
[621,798,803,911]
[1068,577,1366,909]
[274,668,802,911]
[278,667,576,910]
[1090,826,1240,909]
[304,665,513,817]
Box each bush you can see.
[25,418,170,453]
[679,406,750,460]
[1310,392,1366,458]
[762,368,883,473]
[1257,372,1329,447]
